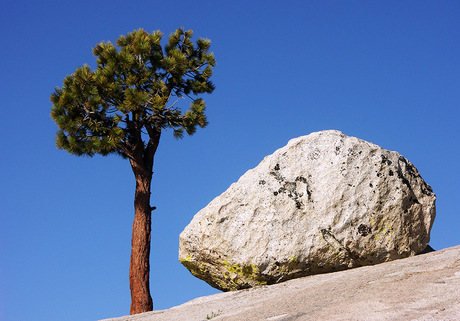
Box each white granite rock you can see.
[179,130,436,291]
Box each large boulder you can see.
[179,130,436,291]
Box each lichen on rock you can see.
[179,130,436,291]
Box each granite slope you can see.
[101,244,460,321]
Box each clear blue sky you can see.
[1,1,459,320]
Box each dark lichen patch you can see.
[358,224,371,236]
[267,170,309,208]
[381,154,392,165]
[397,168,412,190]
[259,180,266,185]
[269,171,284,182]
[284,182,297,194]
[398,156,417,176]
[277,182,306,209]
[396,157,423,194]
[421,182,434,196]
[274,163,280,171]
[295,176,307,184]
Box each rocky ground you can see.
[101,244,460,321]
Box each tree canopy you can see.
[50,28,215,159]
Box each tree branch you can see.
[167,96,184,110]
[119,142,136,161]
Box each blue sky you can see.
[1,1,459,320]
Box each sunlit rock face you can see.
[179,130,436,291]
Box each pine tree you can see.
[50,28,215,315]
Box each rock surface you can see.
[179,130,436,291]
[101,245,460,321]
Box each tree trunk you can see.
[129,161,154,314]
